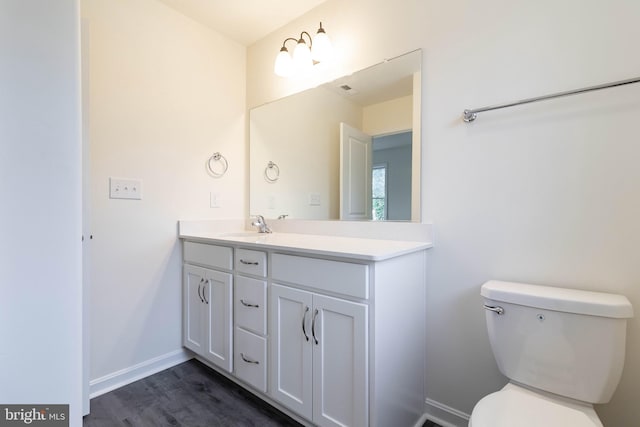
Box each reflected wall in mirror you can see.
[250,49,421,221]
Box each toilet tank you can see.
[481,280,633,404]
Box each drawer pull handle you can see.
[202,279,209,305]
[197,278,205,303]
[240,259,259,266]
[311,308,319,345]
[302,306,310,342]
[240,299,259,308]
[240,353,259,364]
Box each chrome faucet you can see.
[251,215,272,233]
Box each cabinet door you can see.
[312,294,368,427]
[203,269,233,372]
[270,284,313,420]
[183,264,206,354]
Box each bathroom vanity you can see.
[180,223,431,427]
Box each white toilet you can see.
[470,280,634,427]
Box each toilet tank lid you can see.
[481,280,634,318]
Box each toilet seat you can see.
[469,383,602,427]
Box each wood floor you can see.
[83,359,301,427]
[83,358,443,427]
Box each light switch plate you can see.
[308,193,321,206]
[210,192,220,208]
[110,178,142,200]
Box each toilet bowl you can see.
[470,280,633,427]
[469,383,602,427]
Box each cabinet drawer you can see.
[234,276,267,335]
[235,248,267,277]
[272,254,369,299]
[234,328,267,393]
[183,241,232,270]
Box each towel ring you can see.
[264,161,280,183]
[207,152,228,177]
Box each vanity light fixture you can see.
[274,22,332,77]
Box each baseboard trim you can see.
[89,349,192,399]
[423,398,470,427]
[414,413,431,427]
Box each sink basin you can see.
[215,231,280,244]
[218,231,278,240]
[219,232,262,238]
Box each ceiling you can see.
[156,0,328,46]
[323,50,421,106]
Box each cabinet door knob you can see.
[301,306,310,342]
[311,308,319,345]
[239,259,259,266]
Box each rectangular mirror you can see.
[250,49,422,221]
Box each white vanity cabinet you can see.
[183,242,233,372]
[180,229,429,427]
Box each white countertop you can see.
[179,230,432,261]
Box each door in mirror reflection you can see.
[340,123,372,220]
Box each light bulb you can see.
[274,47,293,77]
[312,24,332,63]
[293,39,313,72]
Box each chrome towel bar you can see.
[463,76,640,122]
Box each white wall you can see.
[362,95,413,136]
[0,0,83,424]
[82,0,246,384]
[247,1,640,425]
